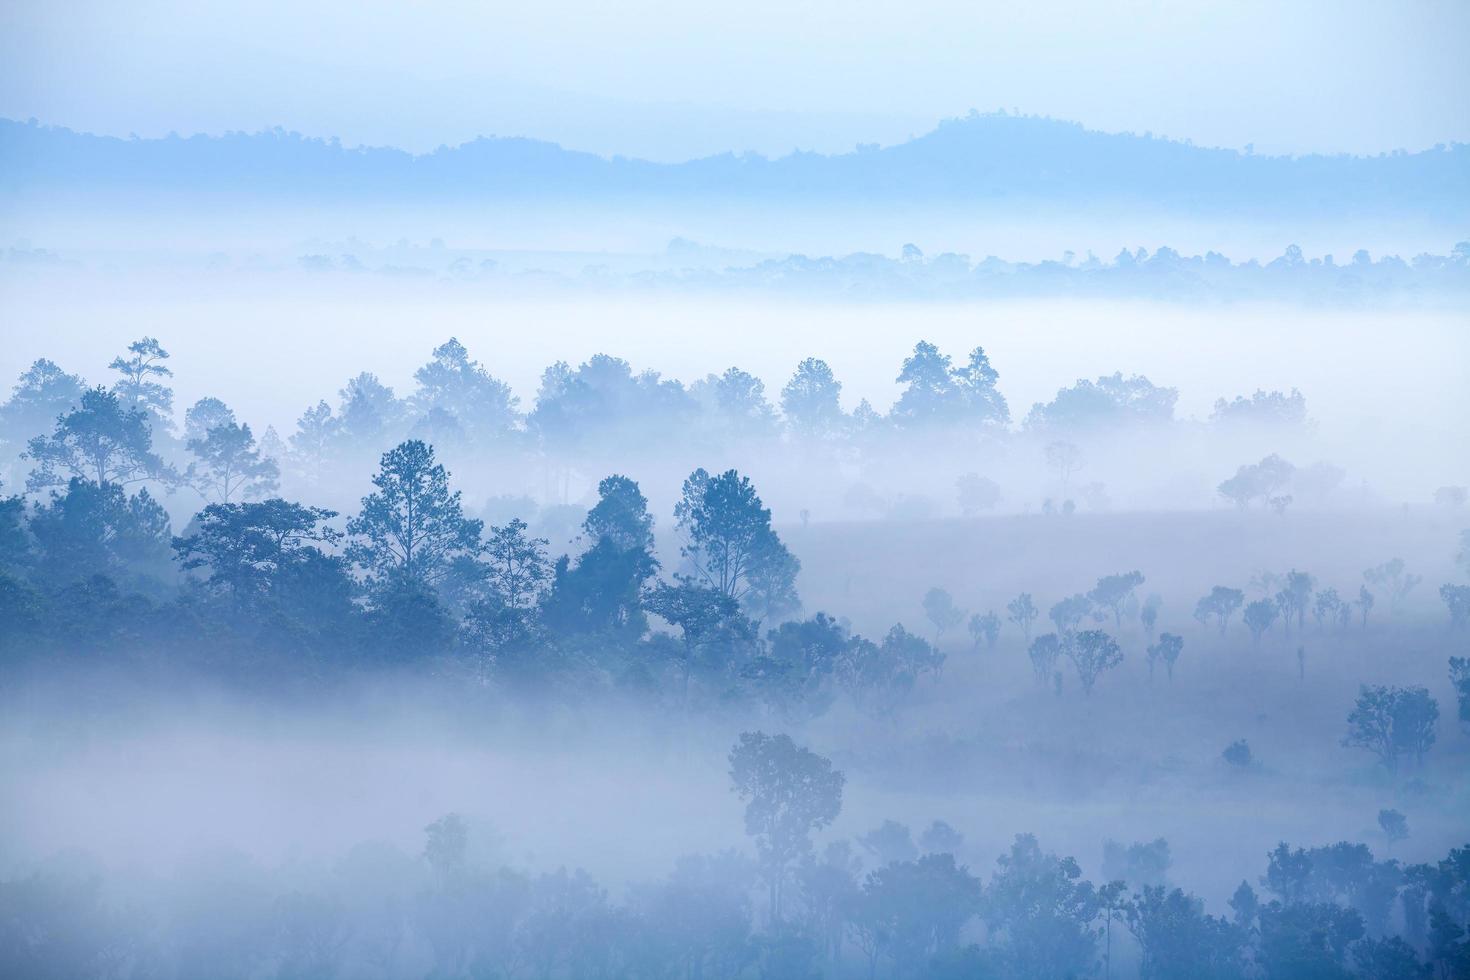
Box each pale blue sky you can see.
[3,0,1467,160]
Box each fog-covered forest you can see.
[2,327,1468,978]
[5,2,1470,978]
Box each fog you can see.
[4,8,1470,976]
[5,268,1466,503]
[3,257,1469,974]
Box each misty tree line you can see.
[273,239,1470,305]
[1,347,1468,979]
[0,358,955,718]
[2,339,1469,716]
[1,332,1408,527]
[4,730,1468,979]
[3,410,1466,735]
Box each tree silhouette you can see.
[923,587,965,640]
[728,732,844,921]
[0,358,86,455]
[582,475,656,553]
[1090,571,1145,630]
[1067,629,1123,695]
[1007,592,1039,640]
[891,341,955,424]
[1441,584,1470,629]
[186,421,279,503]
[954,346,1010,425]
[780,357,845,438]
[172,498,341,603]
[108,336,174,433]
[1146,632,1184,681]
[1243,598,1278,641]
[410,337,518,444]
[982,834,1101,979]
[969,610,1001,651]
[346,440,482,594]
[24,387,174,492]
[1343,685,1438,771]
[675,468,798,614]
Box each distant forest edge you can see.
[9,238,1469,305]
[281,241,1470,303]
[2,112,1467,215]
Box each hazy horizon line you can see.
[8,107,1466,167]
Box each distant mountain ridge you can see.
[2,112,1465,216]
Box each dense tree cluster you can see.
[0,333,1364,535]
[3,731,1466,979]
[2,336,1468,980]
[1,435,968,719]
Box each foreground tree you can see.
[646,581,756,702]
[1067,629,1123,695]
[1312,587,1343,630]
[1049,593,1092,634]
[1277,569,1315,633]
[335,372,403,449]
[1194,586,1245,634]
[582,474,655,553]
[1451,657,1470,730]
[742,538,802,627]
[1028,633,1063,685]
[172,498,342,603]
[728,732,844,921]
[481,519,551,612]
[346,440,483,595]
[1146,632,1184,682]
[891,341,956,424]
[410,337,519,444]
[1090,571,1145,630]
[954,346,1011,425]
[289,400,338,469]
[1343,685,1439,771]
[29,478,172,586]
[0,358,86,456]
[748,613,848,720]
[780,357,845,438]
[24,387,173,492]
[1440,583,1470,630]
[852,854,984,976]
[675,468,800,617]
[982,834,1100,979]
[1125,885,1248,980]
[108,336,175,433]
[1257,900,1364,978]
[1243,598,1278,641]
[540,477,660,644]
[1378,809,1409,852]
[837,624,942,715]
[186,421,279,503]
[695,367,778,441]
[462,518,552,653]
